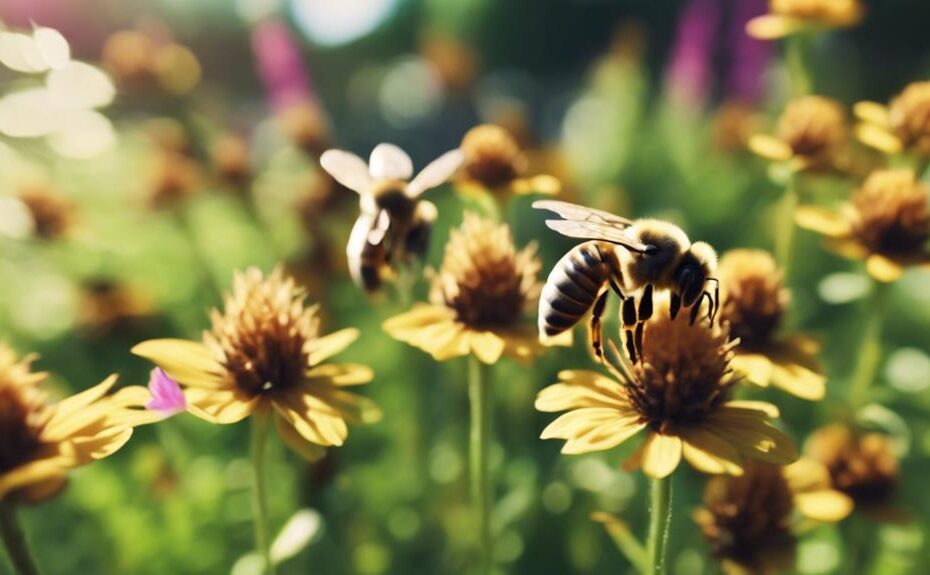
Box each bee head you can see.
[674,241,718,307]
[624,220,689,286]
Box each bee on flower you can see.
[749,96,850,173]
[746,0,864,40]
[718,249,826,400]
[855,81,930,159]
[795,169,930,281]
[535,293,797,479]
[694,460,852,575]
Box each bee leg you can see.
[624,328,638,364]
[669,292,682,320]
[638,284,654,322]
[689,296,703,326]
[588,289,610,362]
[712,281,720,324]
[621,296,638,328]
[634,322,645,361]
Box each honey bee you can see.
[320,143,463,292]
[534,200,719,362]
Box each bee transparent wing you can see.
[369,143,413,181]
[320,149,372,194]
[542,220,649,253]
[407,149,464,198]
[532,200,634,227]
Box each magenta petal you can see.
[146,368,187,416]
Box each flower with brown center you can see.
[747,0,863,40]
[805,424,903,521]
[795,169,930,282]
[855,81,930,157]
[16,184,76,241]
[144,151,203,209]
[455,125,560,200]
[0,343,152,503]
[694,459,852,575]
[536,295,796,478]
[718,250,826,400]
[749,96,849,172]
[211,134,252,188]
[132,266,378,461]
[277,101,330,159]
[384,213,567,364]
[77,279,154,337]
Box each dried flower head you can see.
[78,279,154,336]
[750,96,848,171]
[277,101,330,158]
[456,124,560,199]
[747,0,863,40]
[133,267,377,461]
[719,250,825,400]
[211,134,252,187]
[145,152,202,209]
[536,295,796,479]
[856,81,930,156]
[0,344,152,503]
[796,169,930,282]
[385,214,565,364]
[805,424,901,519]
[710,102,758,154]
[695,459,852,574]
[17,185,76,241]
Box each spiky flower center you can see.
[697,463,795,570]
[624,307,736,431]
[431,213,540,328]
[0,348,48,474]
[777,96,846,162]
[889,81,930,154]
[850,169,930,257]
[460,125,525,188]
[206,268,317,397]
[807,426,898,506]
[770,0,861,24]
[719,250,788,349]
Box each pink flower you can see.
[146,368,187,416]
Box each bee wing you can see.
[320,149,372,194]
[367,210,392,245]
[407,149,464,198]
[369,143,413,181]
[542,220,649,253]
[532,200,634,227]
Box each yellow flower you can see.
[535,295,796,479]
[805,424,905,522]
[694,459,852,575]
[132,267,378,461]
[0,343,151,503]
[455,125,560,200]
[795,169,930,282]
[384,213,568,364]
[749,96,848,172]
[718,250,826,400]
[747,0,863,40]
[855,81,930,156]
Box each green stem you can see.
[172,209,223,304]
[0,502,40,575]
[468,355,492,574]
[785,34,811,96]
[251,411,276,575]
[849,279,888,407]
[645,476,672,575]
[774,174,798,276]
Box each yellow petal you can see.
[131,339,226,388]
[185,387,258,424]
[745,14,805,40]
[511,175,562,196]
[46,375,118,425]
[853,102,890,126]
[783,458,832,493]
[731,353,773,387]
[824,237,869,260]
[540,407,622,440]
[468,330,506,365]
[70,426,134,462]
[306,363,373,386]
[866,254,904,283]
[534,380,628,412]
[562,417,645,455]
[641,433,682,479]
[681,428,743,476]
[707,415,798,465]
[383,304,455,333]
[721,400,780,419]
[770,362,826,400]
[0,456,73,501]
[794,491,854,522]
[748,134,793,161]
[272,392,348,447]
[306,328,359,366]
[855,124,903,155]
[794,206,852,238]
[275,413,327,462]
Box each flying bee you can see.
[533,200,719,362]
[320,143,463,292]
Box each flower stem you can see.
[774,174,798,276]
[251,410,276,575]
[645,476,672,575]
[468,355,492,574]
[785,34,811,96]
[0,502,40,575]
[849,279,889,407]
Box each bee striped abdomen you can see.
[538,241,620,337]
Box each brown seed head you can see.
[770,0,863,26]
[850,169,930,257]
[696,462,796,573]
[0,345,49,476]
[430,213,540,328]
[459,125,527,189]
[719,250,788,349]
[277,101,330,158]
[211,134,252,187]
[776,96,847,163]
[145,152,202,209]
[17,185,75,240]
[624,298,737,431]
[205,267,318,397]
[806,424,898,507]
[888,81,930,155]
